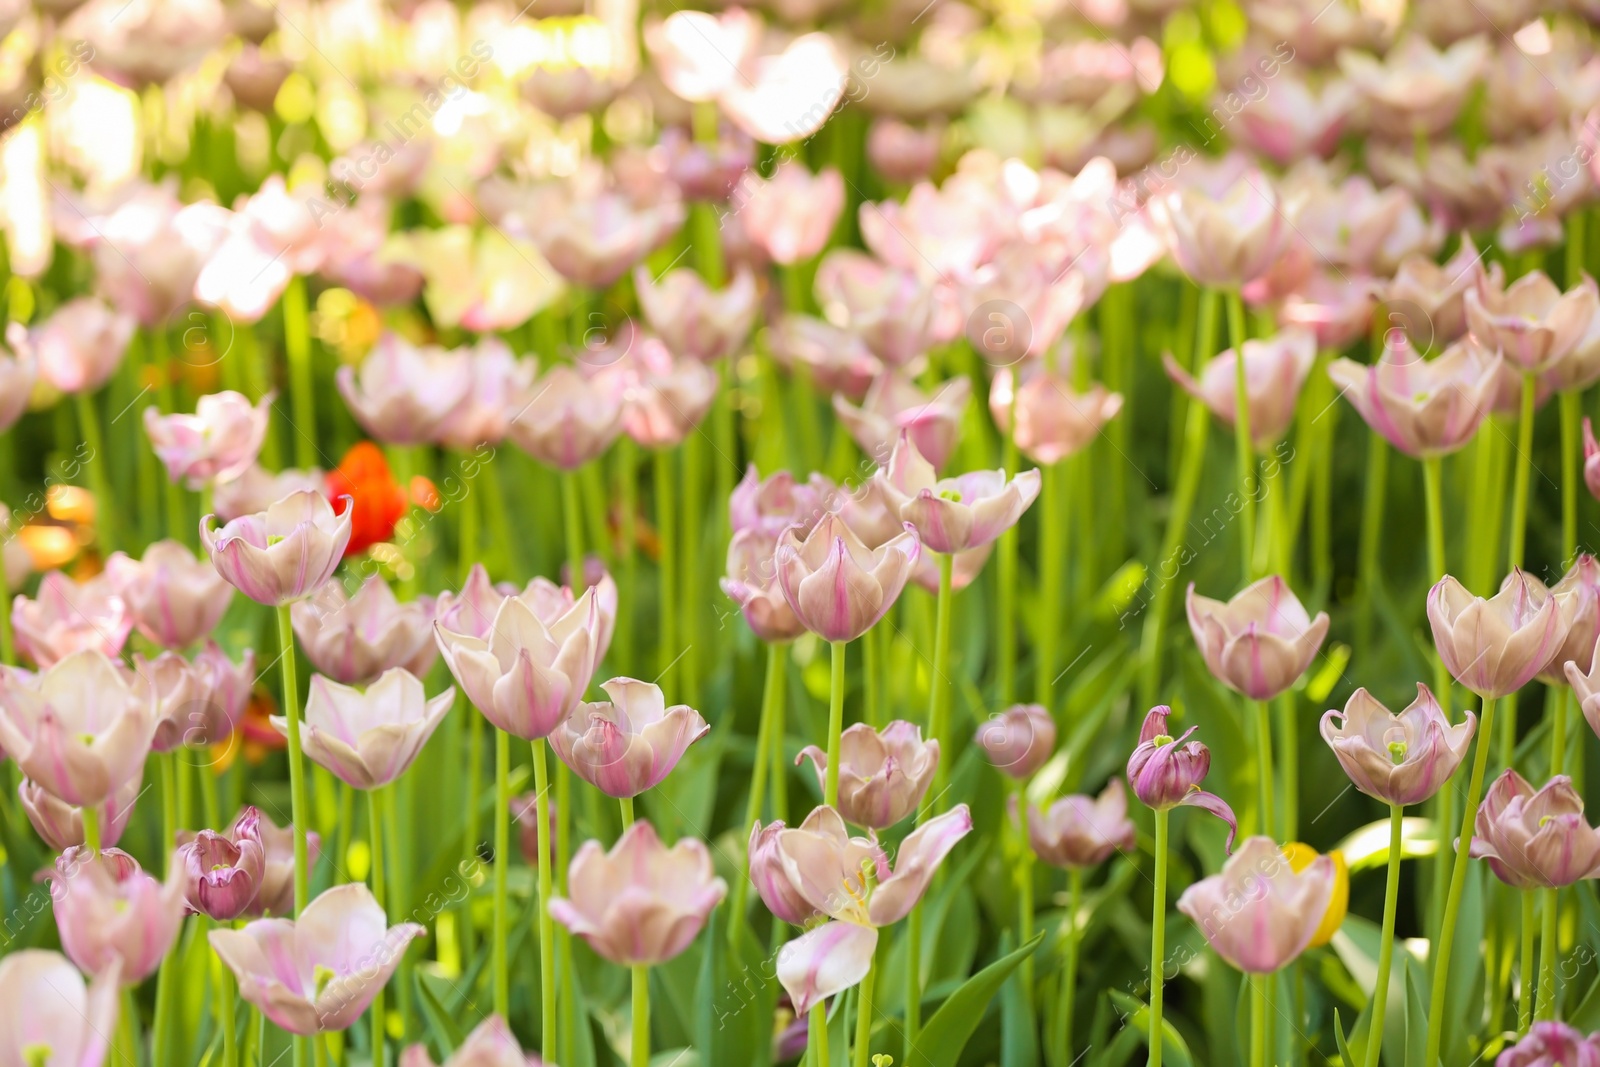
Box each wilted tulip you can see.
[506,363,626,471]
[0,949,121,1065]
[989,364,1123,466]
[105,540,234,650]
[210,883,425,1034]
[1126,706,1237,849]
[1176,835,1336,974]
[740,161,846,266]
[1495,1022,1600,1067]
[1149,165,1286,288]
[1187,577,1330,701]
[1024,778,1137,869]
[874,431,1040,555]
[814,250,938,367]
[399,1015,541,1067]
[549,819,726,966]
[0,342,34,433]
[49,848,186,984]
[144,391,272,489]
[1470,770,1600,888]
[1466,271,1599,374]
[245,810,319,918]
[202,490,354,607]
[0,650,156,808]
[975,703,1056,780]
[337,334,474,446]
[1163,328,1316,448]
[834,372,971,472]
[550,677,709,798]
[177,806,266,920]
[1428,572,1563,698]
[635,266,758,364]
[291,577,436,685]
[19,771,141,851]
[284,670,453,791]
[774,512,919,643]
[11,570,133,669]
[1327,333,1502,459]
[797,720,938,829]
[1320,685,1476,807]
[7,297,136,394]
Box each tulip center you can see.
[23,1043,52,1067]
[939,489,962,502]
[79,732,95,746]
[1152,734,1174,747]
[314,964,337,998]
[1388,740,1407,764]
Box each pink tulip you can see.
[617,337,719,449]
[1470,770,1600,888]
[201,489,354,606]
[1320,685,1476,807]
[976,703,1056,780]
[747,819,821,926]
[862,180,998,285]
[1337,34,1488,138]
[775,512,919,643]
[1496,1021,1600,1067]
[0,649,156,808]
[385,225,562,333]
[520,566,619,675]
[11,570,133,668]
[400,1015,543,1067]
[72,0,226,86]
[722,528,807,643]
[768,315,883,401]
[337,333,475,446]
[1176,836,1335,974]
[433,564,508,640]
[7,297,135,394]
[291,577,436,685]
[1232,75,1355,166]
[1187,576,1330,701]
[0,949,121,1066]
[1289,173,1442,276]
[834,372,971,472]
[729,466,836,539]
[284,669,453,791]
[1528,557,1600,684]
[213,464,326,522]
[210,883,425,1034]
[1388,232,1503,346]
[245,810,319,918]
[550,677,709,798]
[989,364,1123,466]
[797,720,938,829]
[225,45,291,114]
[532,181,684,289]
[134,644,254,754]
[1327,332,1502,459]
[1413,0,1537,43]
[740,161,845,266]
[549,819,726,966]
[19,771,141,851]
[1163,328,1316,448]
[105,540,234,649]
[1547,304,1600,396]
[1587,419,1600,503]
[719,33,847,145]
[0,340,35,432]
[777,920,881,1015]
[506,363,626,471]
[1024,778,1137,869]
[520,64,616,119]
[82,183,230,328]
[1126,705,1238,850]
[1428,571,1563,698]
[1149,165,1286,288]
[1249,0,1382,65]
[144,390,273,489]
[867,119,942,184]
[655,125,755,202]
[1466,271,1600,375]
[874,431,1040,555]
[177,806,266,920]
[48,847,186,984]
[431,338,536,451]
[961,246,1100,364]
[635,266,758,364]
[814,250,939,367]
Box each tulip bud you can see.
[797,721,939,829]
[1126,706,1237,851]
[1186,576,1329,701]
[177,807,266,921]
[876,432,1041,556]
[974,704,1056,780]
[1176,836,1336,974]
[774,513,920,643]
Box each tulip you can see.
[202,489,354,607]
[729,466,836,539]
[769,315,883,401]
[210,882,425,1034]
[434,585,600,740]
[507,364,626,471]
[521,568,618,675]
[975,703,1056,780]
[399,1015,542,1067]
[774,512,920,643]
[721,529,807,644]
[834,372,971,472]
[989,364,1123,465]
[1288,173,1442,277]
[962,246,1100,364]
[0,949,121,1066]
[177,806,266,920]
[105,540,234,650]
[747,820,821,926]
[1177,836,1336,973]
[1327,333,1502,458]
[144,390,273,489]
[337,333,475,446]
[655,125,755,202]
[283,669,453,791]
[549,819,726,966]
[532,182,683,290]
[1469,770,1600,888]
[614,336,719,449]
[1186,576,1331,701]
[796,720,939,829]
[867,118,943,185]
[1126,706,1238,847]
[740,161,845,266]
[1337,34,1488,139]
[386,226,563,333]
[291,577,436,685]
[1278,272,1382,351]
[434,563,509,639]
[718,33,847,145]
[643,8,760,103]
[19,771,141,851]
[214,464,326,522]
[777,921,881,1017]
[1232,74,1355,166]
[11,570,133,668]
[813,250,939,367]
[1563,629,1600,742]
[520,64,616,119]
[862,179,997,285]
[1496,1022,1600,1067]
[320,444,404,559]
[549,677,709,798]
[0,649,156,808]
[1320,685,1476,806]
[135,646,254,754]
[432,338,537,451]
[48,848,186,983]
[1466,271,1600,375]
[1587,419,1600,504]
[635,266,758,364]
[1388,232,1504,346]
[0,340,34,433]
[1149,165,1286,288]
[874,431,1041,555]
[7,297,135,394]
[1530,557,1600,684]
[1163,328,1316,448]
[1024,778,1137,868]
[1428,572,1563,698]
[1282,843,1349,949]
[245,810,320,918]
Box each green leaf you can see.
[414,966,464,1056]
[1333,1008,1356,1067]
[909,933,1046,1067]
[1106,990,1196,1067]
[1000,933,1038,1067]
[1336,817,1438,873]
[1404,956,1432,1067]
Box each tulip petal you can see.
[776,921,879,1015]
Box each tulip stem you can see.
[1250,975,1266,1067]
[1561,390,1581,561]
[1224,288,1255,582]
[1553,689,1570,778]
[1060,866,1083,1065]
[927,553,955,805]
[826,640,846,807]
[632,966,651,1067]
[492,728,510,1017]
[275,604,311,915]
[1253,699,1275,840]
[905,903,922,1060]
[81,804,100,856]
[1149,807,1169,1067]
[368,788,386,1065]
[463,697,482,969]
[810,1002,830,1067]
[531,738,557,1063]
[1422,454,1456,937]
[562,469,585,593]
[1425,693,1498,1067]
[617,439,638,669]
[1509,371,1536,570]
[1037,460,1064,708]
[729,642,782,958]
[655,448,678,686]
[1537,886,1559,1022]
[73,389,117,552]
[0,548,12,666]
[1519,891,1536,1033]
[619,795,634,827]
[1363,803,1403,1067]
[1355,431,1389,655]
[997,377,1020,707]
[853,952,877,1067]
[283,274,317,471]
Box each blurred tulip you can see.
[520,64,617,119]
[432,339,537,451]
[177,806,266,921]
[144,390,272,489]
[0,949,120,1065]
[1186,576,1330,701]
[0,650,155,807]
[1338,34,1488,138]
[337,333,474,446]
[506,363,625,470]
[1428,572,1563,698]
[618,337,719,449]
[768,315,883,400]
[1150,165,1286,288]
[210,883,425,1034]
[549,819,726,966]
[1177,836,1335,973]
[1282,843,1348,948]
[326,443,408,558]
[1126,706,1238,849]
[245,810,318,918]
[284,670,452,790]
[962,246,1100,364]
[655,125,756,202]
[814,250,938,367]
[1327,333,1501,459]
[135,644,254,754]
[797,720,938,829]
[7,297,135,394]
[225,45,290,113]
[11,571,132,669]
[1471,770,1600,888]
[909,541,991,593]
[729,466,835,539]
[989,364,1123,466]
[387,226,563,333]
[83,184,229,329]
[975,703,1056,780]
[722,528,806,643]
[550,677,709,798]
[1163,328,1316,448]
[875,431,1040,555]
[1529,557,1600,684]
[1387,233,1503,346]
[1248,0,1383,65]
[317,202,425,310]
[1496,1022,1600,1067]
[774,512,919,643]
[740,161,845,266]
[533,183,683,290]
[0,337,34,433]
[835,372,971,471]
[71,0,227,86]
[719,33,847,145]
[19,771,141,851]
[1467,271,1599,375]
[202,490,353,606]
[867,119,943,184]
[399,1015,542,1067]
[1024,778,1137,869]
[292,577,436,685]
[1232,75,1355,166]
[1288,174,1442,276]
[214,465,326,523]
[48,848,185,984]
[862,179,996,284]
[635,266,758,364]
[644,8,760,103]
[1320,684,1476,807]
[105,540,234,650]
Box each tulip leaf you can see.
[909,932,1045,1067]
[414,965,464,1056]
[1333,1008,1356,1067]
[1336,817,1438,873]
[1404,955,1433,1067]
[999,932,1038,1067]
[1105,990,1195,1067]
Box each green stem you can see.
[681,430,704,700]
[1016,787,1035,997]
[863,627,882,727]
[273,604,310,915]
[998,380,1020,706]
[1254,699,1275,840]
[619,794,635,827]
[1037,461,1064,707]
[283,275,316,470]
[368,788,386,1064]
[82,804,101,856]
[1356,432,1389,655]
[632,966,651,1067]
[1250,975,1266,1067]
[1061,867,1083,1065]
[74,390,117,552]
[905,904,922,1060]
[151,919,181,1067]
[927,553,955,805]
[562,469,586,593]
[852,953,877,1067]
[531,738,557,1063]
[1425,694,1499,1067]
[617,440,638,669]
[463,700,482,969]
[811,1001,830,1067]
[1225,289,1255,580]
[0,538,12,665]
[1537,886,1559,1022]
[1276,691,1298,841]
[150,328,188,546]
[1509,371,1536,570]
[1150,807,1169,1067]
[457,456,480,585]
[1553,688,1570,778]
[826,640,846,807]
[655,448,678,685]
[1363,804,1403,1067]
[1520,890,1536,1034]
[493,728,510,1016]
[1427,453,1456,933]
[1562,390,1581,561]
[729,642,782,956]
